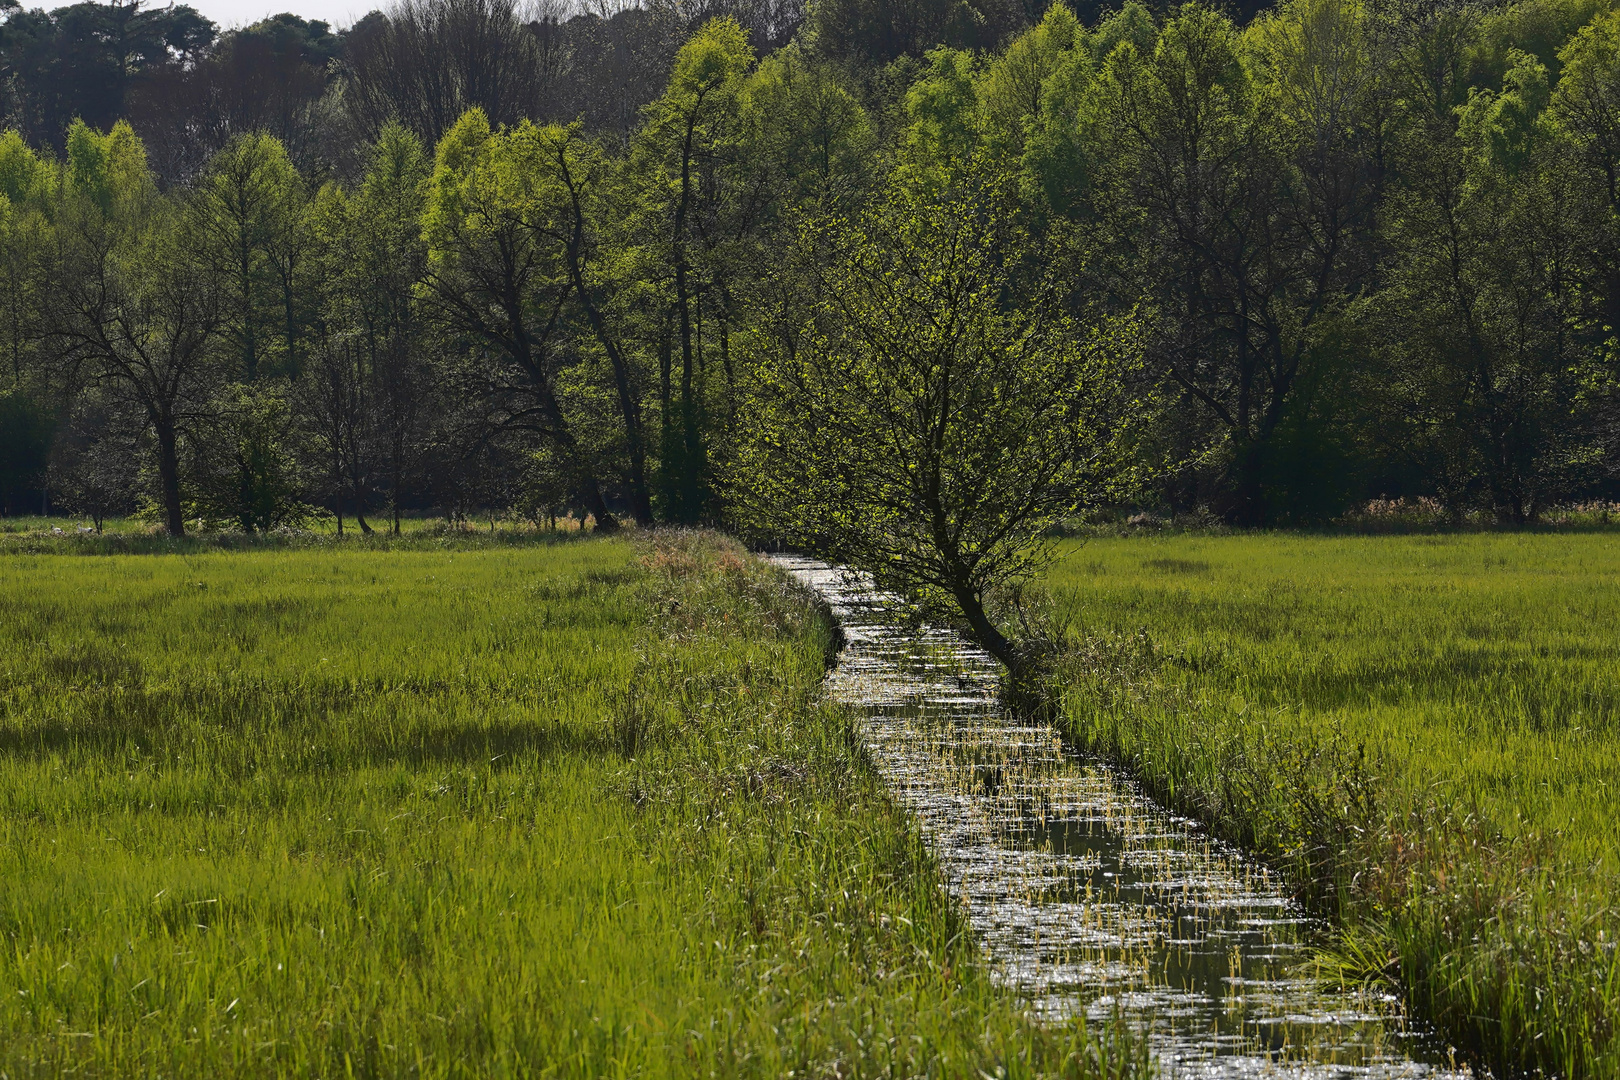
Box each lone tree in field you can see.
[732,155,1150,671]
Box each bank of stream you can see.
[771,556,1472,1079]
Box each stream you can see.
[769,555,1470,1080]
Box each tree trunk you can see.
[948,577,1018,673]
[672,114,702,523]
[155,420,185,536]
[352,468,373,534]
[569,262,652,527]
[391,438,403,535]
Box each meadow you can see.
[0,529,1134,1078]
[1040,531,1620,1079]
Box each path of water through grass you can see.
[772,555,1470,1080]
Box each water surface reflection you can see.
[770,556,1468,1080]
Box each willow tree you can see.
[732,156,1150,671]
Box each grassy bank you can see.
[0,532,1135,1078]
[1038,532,1620,1078]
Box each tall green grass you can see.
[0,531,1137,1078]
[1038,532,1620,1079]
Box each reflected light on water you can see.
[769,555,1472,1080]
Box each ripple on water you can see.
[768,556,1472,1080]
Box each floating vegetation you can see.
[773,556,1469,1079]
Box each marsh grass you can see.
[1038,532,1620,1078]
[0,530,1137,1078]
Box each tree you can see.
[1377,49,1597,520]
[0,141,57,516]
[804,0,1025,68]
[339,0,547,146]
[542,6,684,137]
[732,156,1149,671]
[48,385,142,530]
[0,385,53,514]
[534,122,655,525]
[129,14,338,184]
[633,16,754,522]
[53,120,220,535]
[190,131,306,382]
[1549,9,1620,344]
[188,378,307,531]
[0,0,214,148]
[302,181,373,534]
[740,42,876,208]
[343,122,433,533]
[0,128,53,390]
[1040,0,1381,521]
[977,1,1081,155]
[421,108,619,529]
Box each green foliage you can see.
[188,382,310,533]
[742,44,877,205]
[1378,36,1597,521]
[422,109,621,527]
[803,0,1022,67]
[900,47,981,169]
[632,19,758,524]
[1461,48,1552,174]
[63,118,151,218]
[1476,0,1618,86]
[7,0,1620,543]
[732,154,1151,666]
[0,130,54,211]
[979,1,1083,144]
[190,132,309,381]
[1088,2,1157,62]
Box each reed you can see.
[1038,532,1620,1079]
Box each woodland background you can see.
[2,0,1619,532]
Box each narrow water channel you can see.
[769,556,1470,1080]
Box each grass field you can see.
[1039,531,1620,1079]
[0,513,589,545]
[0,530,1135,1078]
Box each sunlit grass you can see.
[0,532,1135,1078]
[1040,532,1620,1078]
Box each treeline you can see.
[3,0,1620,531]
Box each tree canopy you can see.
[3,0,1620,686]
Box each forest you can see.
[2,0,1620,534]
